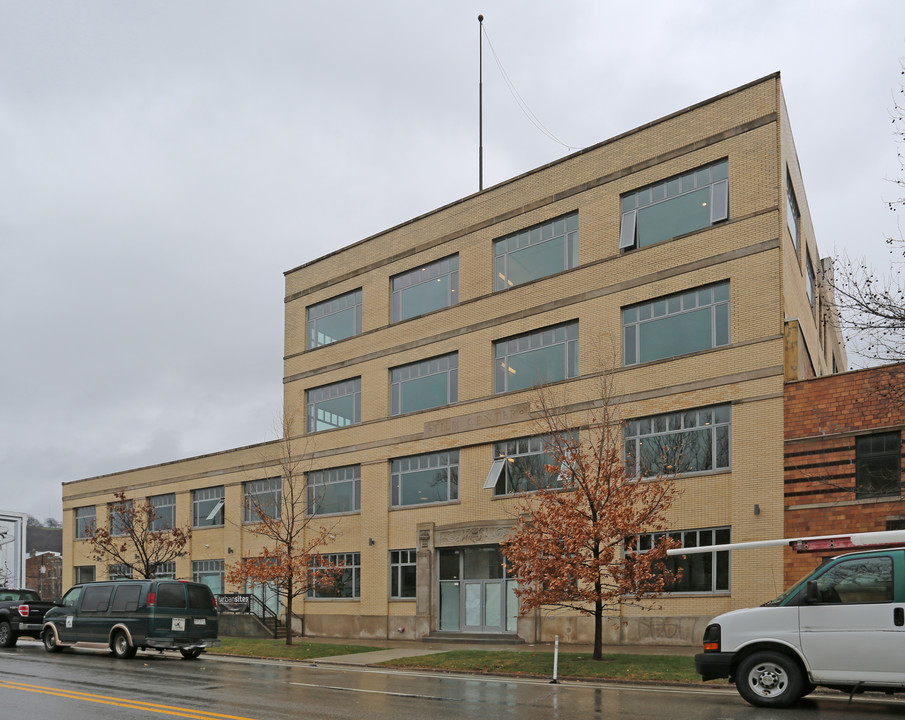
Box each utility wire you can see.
[482,24,584,153]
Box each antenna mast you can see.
[478,14,484,192]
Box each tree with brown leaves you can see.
[225,421,337,645]
[501,380,681,661]
[85,489,191,579]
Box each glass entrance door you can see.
[438,545,517,633]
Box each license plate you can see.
[193,618,206,625]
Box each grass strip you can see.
[212,637,383,661]
[378,650,702,683]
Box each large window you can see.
[308,552,361,599]
[483,434,572,496]
[192,486,224,528]
[787,171,800,257]
[306,378,361,432]
[634,527,730,594]
[73,566,96,584]
[108,564,133,580]
[307,289,362,349]
[624,405,730,478]
[494,212,579,290]
[74,506,95,539]
[108,499,133,537]
[391,451,459,507]
[390,549,417,599]
[623,282,729,366]
[154,561,176,580]
[620,159,728,251]
[390,353,458,415]
[810,555,893,604]
[392,255,458,321]
[855,432,901,499]
[244,477,282,522]
[494,321,579,393]
[307,465,361,516]
[193,559,224,595]
[149,493,175,531]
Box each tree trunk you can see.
[285,578,293,645]
[593,597,603,661]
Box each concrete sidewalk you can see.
[300,636,697,667]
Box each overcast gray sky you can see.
[1,1,902,522]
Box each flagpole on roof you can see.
[478,13,484,192]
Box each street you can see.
[1,642,904,719]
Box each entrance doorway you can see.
[438,546,517,633]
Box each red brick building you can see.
[784,364,905,585]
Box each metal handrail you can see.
[216,593,280,638]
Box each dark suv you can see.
[0,588,55,647]
[42,579,220,659]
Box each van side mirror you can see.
[805,580,820,604]
[52,597,62,606]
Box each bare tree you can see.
[84,490,191,579]
[501,373,682,661]
[226,418,338,645]
[832,58,905,365]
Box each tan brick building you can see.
[784,364,904,585]
[62,73,846,645]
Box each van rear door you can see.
[151,583,189,640]
[799,552,905,685]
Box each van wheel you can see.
[111,631,137,659]
[42,628,62,653]
[0,621,17,648]
[180,648,202,659]
[736,651,804,708]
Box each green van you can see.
[42,579,220,659]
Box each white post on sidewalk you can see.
[550,634,560,684]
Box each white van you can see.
[696,546,905,707]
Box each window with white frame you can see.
[620,159,728,251]
[149,493,175,531]
[787,171,800,257]
[153,561,176,580]
[624,405,730,478]
[307,465,361,516]
[494,321,579,394]
[623,282,729,366]
[390,353,458,415]
[308,552,361,598]
[74,506,95,539]
[392,255,458,321]
[244,477,282,522]
[192,486,224,528]
[632,526,730,593]
[108,499,133,537]
[494,212,578,290]
[307,289,362,349]
[391,450,459,507]
[306,378,361,432]
[193,559,224,594]
[390,549,417,599]
[483,433,574,496]
[74,566,96,584]
[108,564,133,580]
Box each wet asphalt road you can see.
[2,641,905,719]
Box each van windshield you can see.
[762,575,809,607]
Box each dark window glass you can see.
[81,585,113,613]
[156,583,186,609]
[812,556,893,604]
[856,432,901,498]
[111,584,142,613]
[187,584,215,610]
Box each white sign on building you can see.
[0,511,28,588]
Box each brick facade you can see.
[784,365,905,584]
